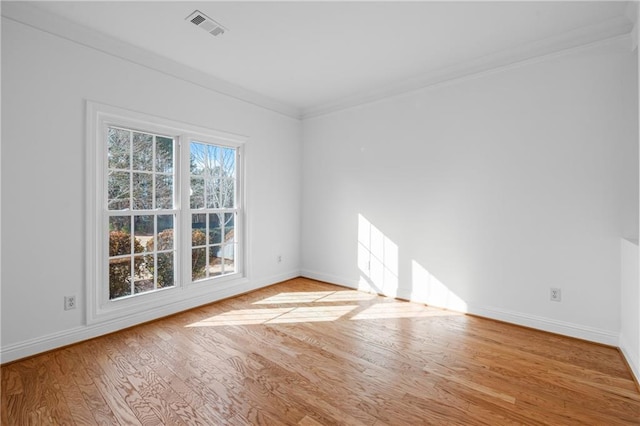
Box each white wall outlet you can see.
[277,255,282,263]
[550,288,561,302]
[64,295,77,310]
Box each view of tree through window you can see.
[190,142,238,281]
[106,126,176,299]
[91,103,245,322]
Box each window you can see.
[87,102,245,323]
[189,142,238,281]
[106,127,177,299]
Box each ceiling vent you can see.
[186,10,227,37]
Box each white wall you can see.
[619,1,640,384]
[302,37,638,344]
[1,18,302,361]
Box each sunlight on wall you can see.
[411,260,467,312]
[358,214,399,296]
[356,214,467,312]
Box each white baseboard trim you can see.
[465,304,619,346]
[301,269,619,346]
[619,335,640,385]
[301,269,362,289]
[1,270,300,364]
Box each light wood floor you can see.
[2,278,640,425]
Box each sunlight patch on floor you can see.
[252,290,376,305]
[267,305,358,324]
[253,291,335,304]
[351,302,462,320]
[186,307,293,326]
[186,305,358,327]
[318,291,376,302]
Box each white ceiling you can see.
[16,1,636,117]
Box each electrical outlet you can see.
[550,288,561,302]
[277,255,282,263]
[64,295,76,310]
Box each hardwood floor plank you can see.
[75,343,145,425]
[298,415,326,426]
[60,347,121,425]
[1,368,23,397]
[42,352,92,425]
[3,278,640,425]
[137,382,191,426]
[120,329,209,414]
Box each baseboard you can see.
[619,335,640,386]
[301,269,362,290]
[465,304,619,346]
[0,270,300,364]
[300,269,619,347]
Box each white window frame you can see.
[86,101,247,324]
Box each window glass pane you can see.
[208,245,222,277]
[223,244,236,274]
[132,132,153,171]
[221,148,235,178]
[109,217,131,256]
[207,145,221,175]
[108,128,130,170]
[108,171,130,210]
[156,175,173,209]
[221,178,235,208]
[209,213,222,244]
[109,258,131,299]
[156,215,174,251]
[190,177,204,209]
[192,248,206,281]
[205,179,218,208]
[192,214,206,246]
[190,141,237,211]
[109,215,130,232]
[134,215,153,253]
[223,213,235,244]
[157,253,174,288]
[133,255,152,294]
[190,143,205,176]
[156,137,173,173]
[132,173,153,209]
[192,229,206,248]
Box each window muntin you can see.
[106,126,177,300]
[189,141,239,281]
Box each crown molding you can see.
[1,2,303,120]
[3,2,633,122]
[302,15,634,120]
